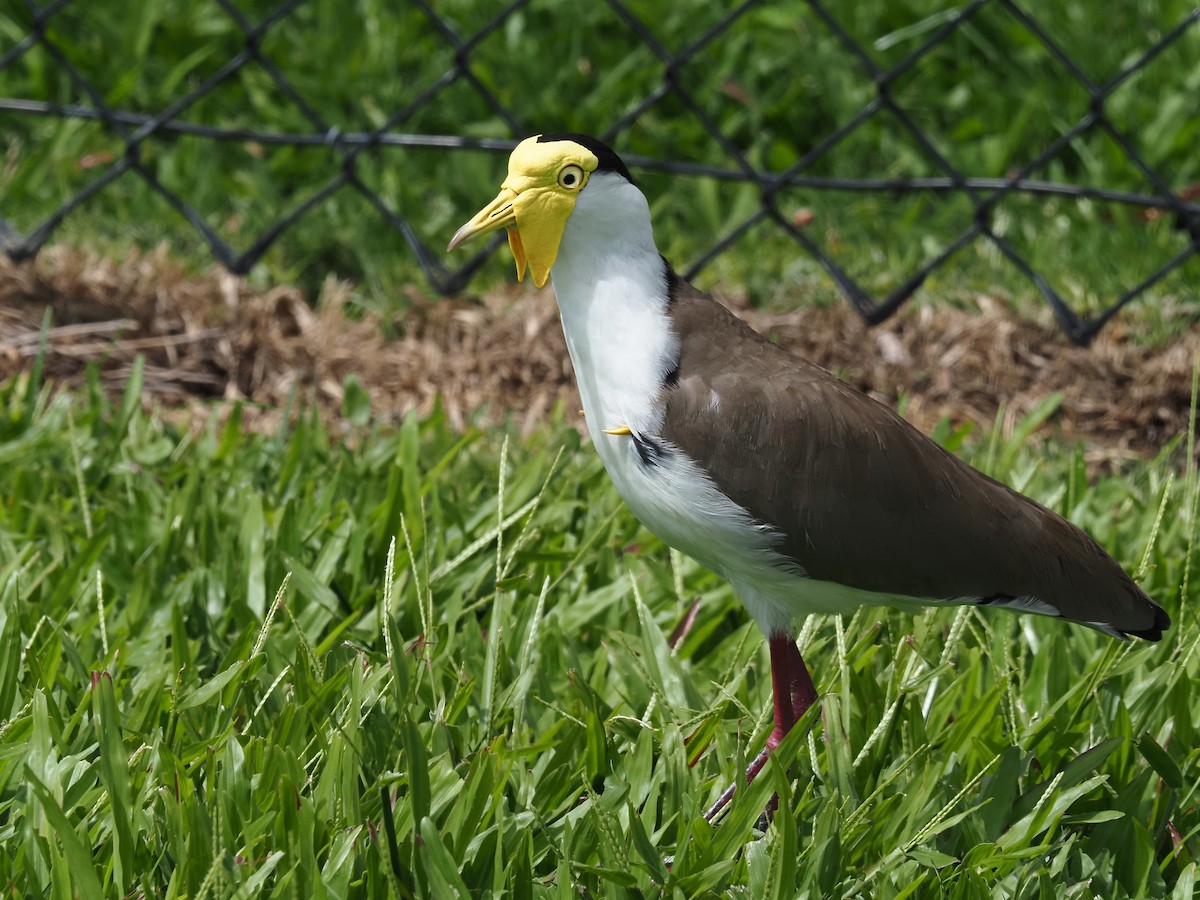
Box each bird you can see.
[447,133,1170,820]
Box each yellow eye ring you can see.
[558,164,585,190]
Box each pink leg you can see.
[703,633,817,822]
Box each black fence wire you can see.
[1,0,1198,345]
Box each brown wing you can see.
[659,280,1168,639]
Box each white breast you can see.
[549,173,894,635]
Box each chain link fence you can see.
[2,0,1198,345]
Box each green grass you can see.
[3,6,1197,893]
[2,0,1198,322]
[0,358,1197,896]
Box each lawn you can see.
[0,355,1196,897]
[2,2,1199,895]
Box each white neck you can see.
[550,173,677,438]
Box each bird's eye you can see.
[558,164,585,190]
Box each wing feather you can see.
[658,280,1168,639]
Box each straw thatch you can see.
[1,246,1195,466]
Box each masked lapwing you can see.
[448,133,1170,820]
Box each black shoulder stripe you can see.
[663,257,681,306]
[662,260,681,389]
[631,432,668,467]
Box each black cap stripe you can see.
[535,133,634,184]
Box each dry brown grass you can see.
[1,245,1195,463]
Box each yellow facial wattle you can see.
[447,135,598,287]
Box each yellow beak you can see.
[446,186,533,284]
[446,188,517,253]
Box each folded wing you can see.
[659,281,1168,640]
